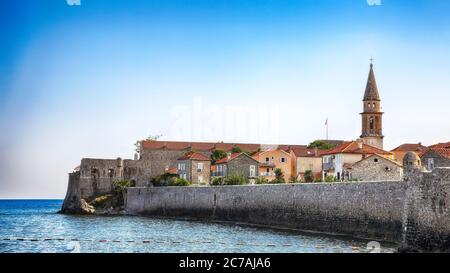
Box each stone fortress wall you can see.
[61,147,450,252]
[126,180,408,243]
[125,168,450,252]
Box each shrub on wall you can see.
[223,173,247,185]
[270,178,286,184]
[169,178,191,187]
[151,173,178,187]
[324,175,337,183]
[211,177,224,186]
[112,180,136,207]
[272,168,286,184]
[255,177,269,184]
[289,176,299,183]
[304,170,315,183]
[91,194,113,208]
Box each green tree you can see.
[231,145,242,154]
[211,149,227,164]
[304,170,315,183]
[307,140,336,150]
[272,168,286,184]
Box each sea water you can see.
[0,200,396,253]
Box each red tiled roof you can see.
[141,140,306,152]
[321,141,391,156]
[215,153,242,164]
[429,142,450,149]
[426,148,450,159]
[290,147,323,157]
[214,152,259,164]
[391,143,428,153]
[178,151,210,161]
[165,167,178,174]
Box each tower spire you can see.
[360,60,384,149]
[363,61,380,101]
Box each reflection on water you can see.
[0,200,396,253]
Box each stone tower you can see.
[360,62,384,149]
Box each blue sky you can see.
[1,0,449,198]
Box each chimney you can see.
[356,139,363,149]
[227,152,231,160]
[314,148,319,156]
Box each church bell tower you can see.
[360,61,384,149]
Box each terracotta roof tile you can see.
[429,142,450,149]
[391,143,428,152]
[290,148,322,157]
[321,141,391,156]
[215,153,243,164]
[141,140,304,153]
[165,167,178,174]
[426,148,450,159]
[178,151,210,161]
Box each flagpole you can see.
[325,118,329,140]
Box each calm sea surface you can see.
[0,200,396,253]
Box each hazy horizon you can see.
[1,0,449,198]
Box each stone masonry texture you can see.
[126,181,408,243]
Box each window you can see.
[280,157,286,163]
[197,163,203,172]
[108,169,114,178]
[374,158,379,163]
[427,158,434,171]
[198,176,203,183]
[369,116,374,130]
[249,165,256,177]
[265,157,270,162]
[178,163,185,171]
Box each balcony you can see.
[260,172,275,177]
[260,161,276,168]
[323,162,335,171]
